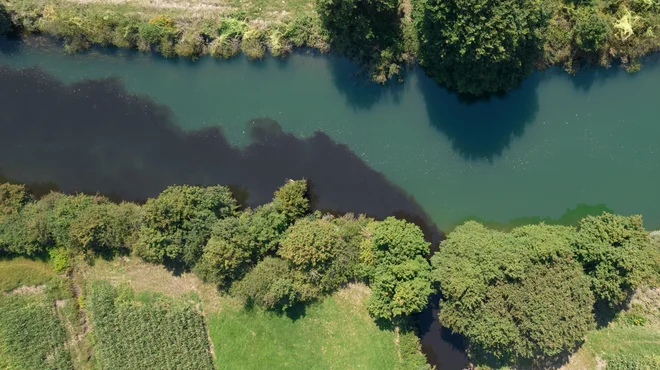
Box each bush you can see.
[433,222,596,364]
[231,257,304,310]
[573,213,660,307]
[49,247,71,274]
[0,195,57,256]
[272,180,309,222]
[241,29,266,60]
[135,185,236,268]
[175,31,206,58]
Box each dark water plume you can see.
[0,65,443,243]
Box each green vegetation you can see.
[0,257,57,292]
[4,0,660,93]
[434,214,660,366]
[210,283,427,369]
[414,0,548,95]
[0,260,72,370]
[0,293,72,369]
[86,280,215,369]
[2,179,659,369]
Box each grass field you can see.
[209,283,401,370]
[563,287,660,370]
[0,257,58,292]
[84,259,417,369]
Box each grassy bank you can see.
[3,0,660,90]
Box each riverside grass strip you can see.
[86,280,215,369]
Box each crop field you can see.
[85,280,215,369]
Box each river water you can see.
[2,37,659,235]
[1,36,659,368]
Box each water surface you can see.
[1,37,659,232]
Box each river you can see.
[2,36,659,236]
[1,35,659,368]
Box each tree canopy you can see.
[573,213,660,307]
[432,222,595,364]
[135,185,237,267]
[363,217,432,319]
[414,0,548,95]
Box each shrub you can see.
[433,222,596,364]
[175,31,206,58]
[49,247,71,274]
[241,28,267,60]
[575,7,611,53]
[69,202,142,256]
[231,257,303,310]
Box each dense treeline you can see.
[3,0,660,95]
[2,181,659,367]
[0,181,434,325]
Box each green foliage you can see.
[231,257,306,310]
[0,293,72,369]
[316,0,405,82]
[573,213,659,307]
[0,258,57,292]
[279,217,338,269]
[364,217,432,319]
[414,0,549,95]
[69,202,142,256]
[86,280,214,369]
[0,183,32,219]
[272,179,309,222]
[0,194,57,256]
[606,353,660,370]
[194,215,254,287]
[135,185,236,268]
[49,247,71,274]
[433,222,596,364]
[575,7,611,53]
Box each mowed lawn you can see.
[209,283,400,369]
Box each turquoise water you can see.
[1,38,659,230]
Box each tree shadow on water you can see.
[417,68,542,161]
[326,53,406,110]
[0,64,444,246]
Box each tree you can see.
[278,217,338,269]
[0,4,11,36]
[574,7,610,53]
[414,0,548,95]
[0,183,32,219]
[573,213,660,307]
[69,202,143,256]
[432,222,595,364]
[135,185,237,267]
[194,214,254,287]
[363,217,432,319]
[316,0,405,82]
[231,257,316,310]
[272,180,309,223]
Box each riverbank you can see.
[2,0,660,89]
